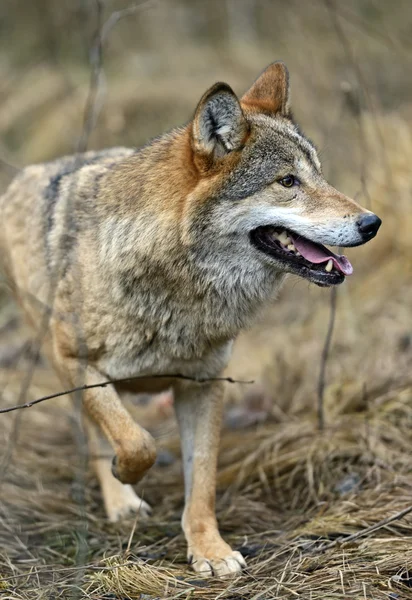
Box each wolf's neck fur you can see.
[91,130,284,354]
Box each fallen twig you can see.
[313,504,412,554]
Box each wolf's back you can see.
[0,147,133,311]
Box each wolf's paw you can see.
[189,550,246,577]
[106,484,152,523]
[111,431,157,485]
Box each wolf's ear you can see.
[192,83,248,159]
[241,62,290,117]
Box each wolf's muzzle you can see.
[356,213,382,241]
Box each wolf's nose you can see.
[357,213,382,240]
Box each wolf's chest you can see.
[98,331,232,384]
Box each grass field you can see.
[1,1,412,598]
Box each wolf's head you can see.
[186,62,381,288]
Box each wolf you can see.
[0,62,381,576]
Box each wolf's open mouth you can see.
[250,226,353,287]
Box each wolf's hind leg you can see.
[86,418,152,522]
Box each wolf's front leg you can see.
[174,381,246,577]
[58,361,157,485]
[86,418,152,522]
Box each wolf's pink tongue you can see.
[292,235,353,276]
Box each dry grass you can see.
[2,1,412,598]
[2,365,412,599]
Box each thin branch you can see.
[76,0,104,153]
[0,374,254,415]
[76,0,152,154]
[0,156,20,175]
[317,286,338,430]
[312,504,412,554]
[100,1,153,45]
[333,3,412,58]
[324,0,392,208]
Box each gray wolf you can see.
[0,62,381,576]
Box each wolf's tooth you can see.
[278,231,291,245]
[296,251,301,256]
[325,259,333,272]
[287,243,296,252]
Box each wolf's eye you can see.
[279,175,299,188]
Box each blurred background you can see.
[1,1,412,599]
